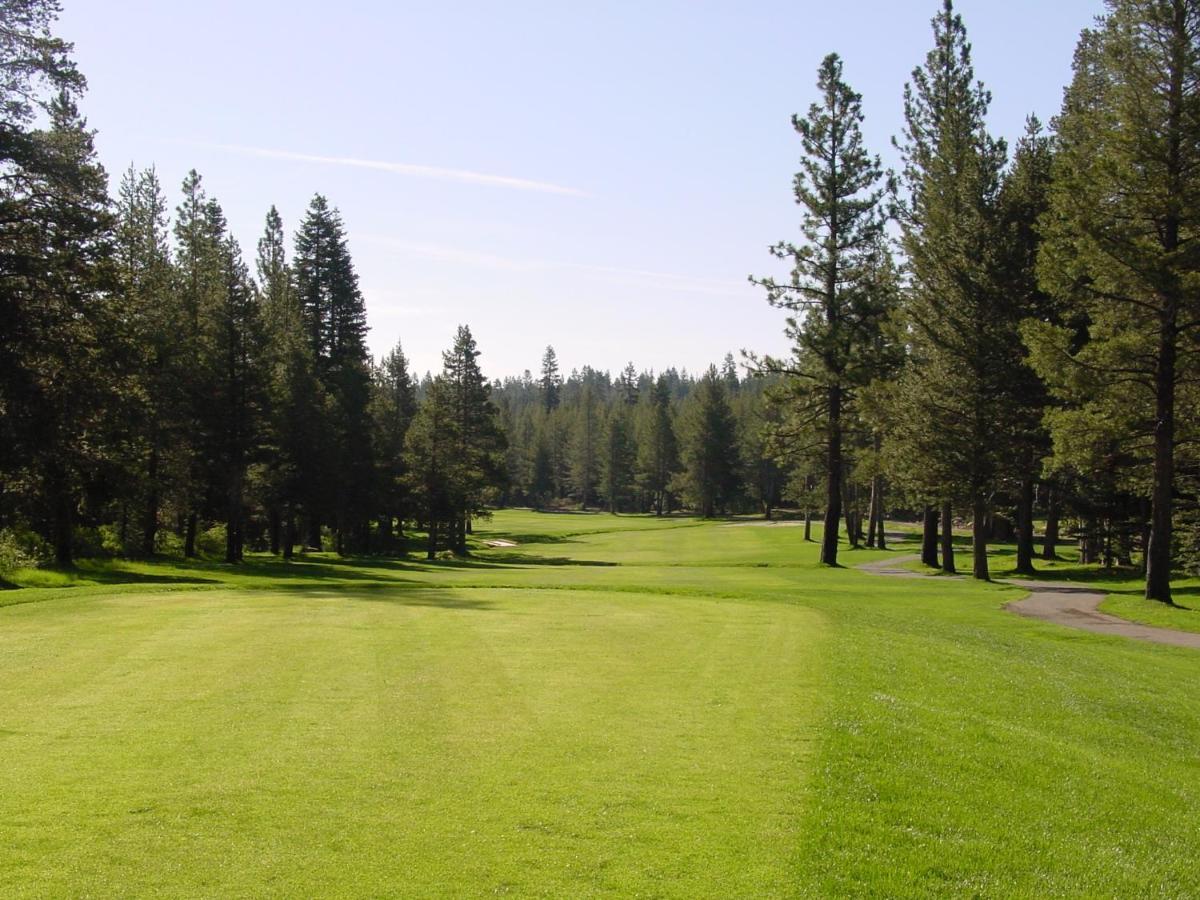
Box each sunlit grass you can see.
[1,511,1197,896]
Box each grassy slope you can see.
[0,512,1197,896]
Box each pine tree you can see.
[540,345,562,411]
[676,367,742,517]
[197,206,265,564]
[292,194,373,551]
[617,362,640,406]
[893,0,1009,580]
[402,376,460,559]
[636,375,680,515]
[736,384,787,520]
[753,53,889,566]
[114,165,174,555]
[172,169,221,556]
[1033,0,1200,603]
[371,340,418,551]
[569,380,599,508]
[0,87,121,564]
[442,326,505,553]
[600,405,637,512]
[995,120,1057,575]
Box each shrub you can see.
[197,524,227,558]
[0,527,50,576]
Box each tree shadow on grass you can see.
[17,544,620,594]
[290,584,497,610]
[465,552,616,568]
[23,563,221,588]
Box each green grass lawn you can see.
[1,511,1198,896]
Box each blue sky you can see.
[58,0,1101,381]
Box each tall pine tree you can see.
[753,53,889,565]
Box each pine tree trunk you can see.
[455,513,468,555]
[1146,306,1176,602]
[225,477,241,564]
[307,517,322,552]
[53,483,73,567]
[971,494,990,581]
[283,509,295,560]
[921,505,939,569]
[141,440,159,556]
[804,508,812,542]
[821,384,843,566]
[875,478,887,551]
[843,479,859,550]
[268,507,281,556]
[184,512,198,559]
[1015,476,1035,575]
[427,520,438,560]
[940,502,956,575]
[1042,486,1060,560]
[866,477,880,548]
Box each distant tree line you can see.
[488,350,774,519]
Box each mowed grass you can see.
[0,511,1198,896]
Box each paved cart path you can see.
[857,554,1200,650]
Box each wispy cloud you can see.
[203,143,590,198]
[363,238,541,273]
[359,235,748,297]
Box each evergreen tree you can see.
[540,345,562,411]
[402,376,460,559]
[893,0,1009,580]
[293,194,373,551]
[0,88,121,564]
[371,340,418,551]
[617,362,640,406]
[172,169,221,556]
[995,120,1057,575]
[569,381,600,508]
[1033,0,1200,603]
[753,53,889,565]
[114,165,173,555]
[442,326,505,553]
[676,367,741,518]
[636,375,680,515]
[600,405,637,512]
[197,206,265,563]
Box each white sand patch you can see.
[483,539,518,547]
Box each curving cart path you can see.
[857,554,1200,650]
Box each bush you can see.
[155,529,184,556]
[197,524,227,558]
[0,527,50,576]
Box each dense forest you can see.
[3,0,1200,605]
